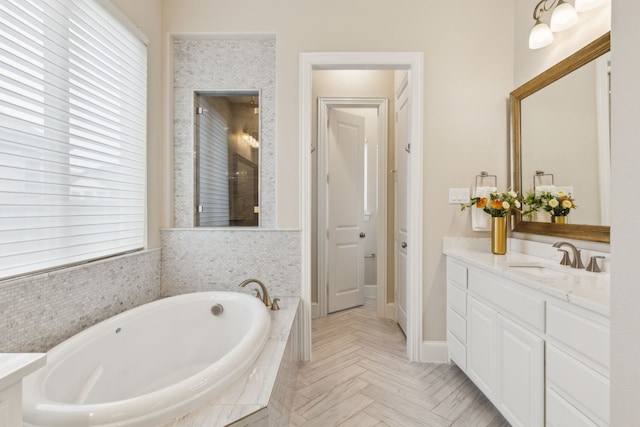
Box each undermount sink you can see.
[507,263,570,278]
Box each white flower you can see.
[556,189,566,198]
[515,200,521,209]
[508,190,518,198]
[548,199,559,208]
[502,201,510,210]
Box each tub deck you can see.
[160,297,300,427]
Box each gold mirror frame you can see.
[510,32,610,243]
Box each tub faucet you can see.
[239,279,272,307]
[552,241,585,269]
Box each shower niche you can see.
[194,92,260,227]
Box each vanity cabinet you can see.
[446,259,467,370]
[0,354,46,427]
[446,256,608,427]
[545,302,610,426]
[465,275,544,427]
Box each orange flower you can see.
[491,199,503,210]
[476,197,488,208]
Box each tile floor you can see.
[290,299,510,426]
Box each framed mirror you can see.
[194,91,260,227]
[510,33,610,243]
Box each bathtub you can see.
[22,291,271,427]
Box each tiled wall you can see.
[0,249,162,352]
[161,229,301,298]
[173,36,276,228]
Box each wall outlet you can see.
[449,188,470,204]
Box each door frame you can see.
[299,52,424,362]
[317,98,388,319]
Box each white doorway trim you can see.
[317,98,388,319]
[299,52,424,362]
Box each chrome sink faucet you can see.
[239,278,272,307]
[552,241,585,269]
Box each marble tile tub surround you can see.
[173,36,276,229]
[161,229,301,298]
[0,249,162,353]
[443,237,610,315]
[162,297,300,427]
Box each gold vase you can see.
[491,216,507,255]
[551,216,568,224]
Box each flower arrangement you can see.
[523,189,576,217]
[460,190,522,217]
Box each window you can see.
[0,0,147,280]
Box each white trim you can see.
[317,98,388,319]
[311,302,320,319]
[364,285,377,299]
[385,302,396,320]
[420,341,449,363]
[300,52,424,362]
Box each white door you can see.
[327,109,366,313]
[395,76,409,334]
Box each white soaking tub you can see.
[23,291,271,427]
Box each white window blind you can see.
[0,0,147,279]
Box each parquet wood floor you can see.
[290,299,510,426]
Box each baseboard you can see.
[420,341,449,363]
[385,302,395,320]
[364,284,377,298]
[311,302,320,319]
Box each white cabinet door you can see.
[467,296,497,401]
[547,386,599,427]
[496,314,544,427]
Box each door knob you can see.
[359,232,366,238]
[401,242,407,248]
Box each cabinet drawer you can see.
[447,307,466,342]
[547,344,609,424]
[447,283,466,316]
[468,269,545,332]
[547,303,609,371]
[447,258,467,288]
[547,386,599,427]
[447,331,466,371]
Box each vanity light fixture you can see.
[528,0,607,50]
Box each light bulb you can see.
[550,0,579,32]
[574,0,607,12]
[529,20,554,50]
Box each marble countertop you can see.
[0,353,46,391]
[165,297,300,427]
[443,238,610,316]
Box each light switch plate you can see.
[449,188,470,204]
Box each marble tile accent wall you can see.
[173,36,276,228]
[161,229,301,298]
[0,249,162,353]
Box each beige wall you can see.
[110,0,168,249]
[162,0,515,341]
